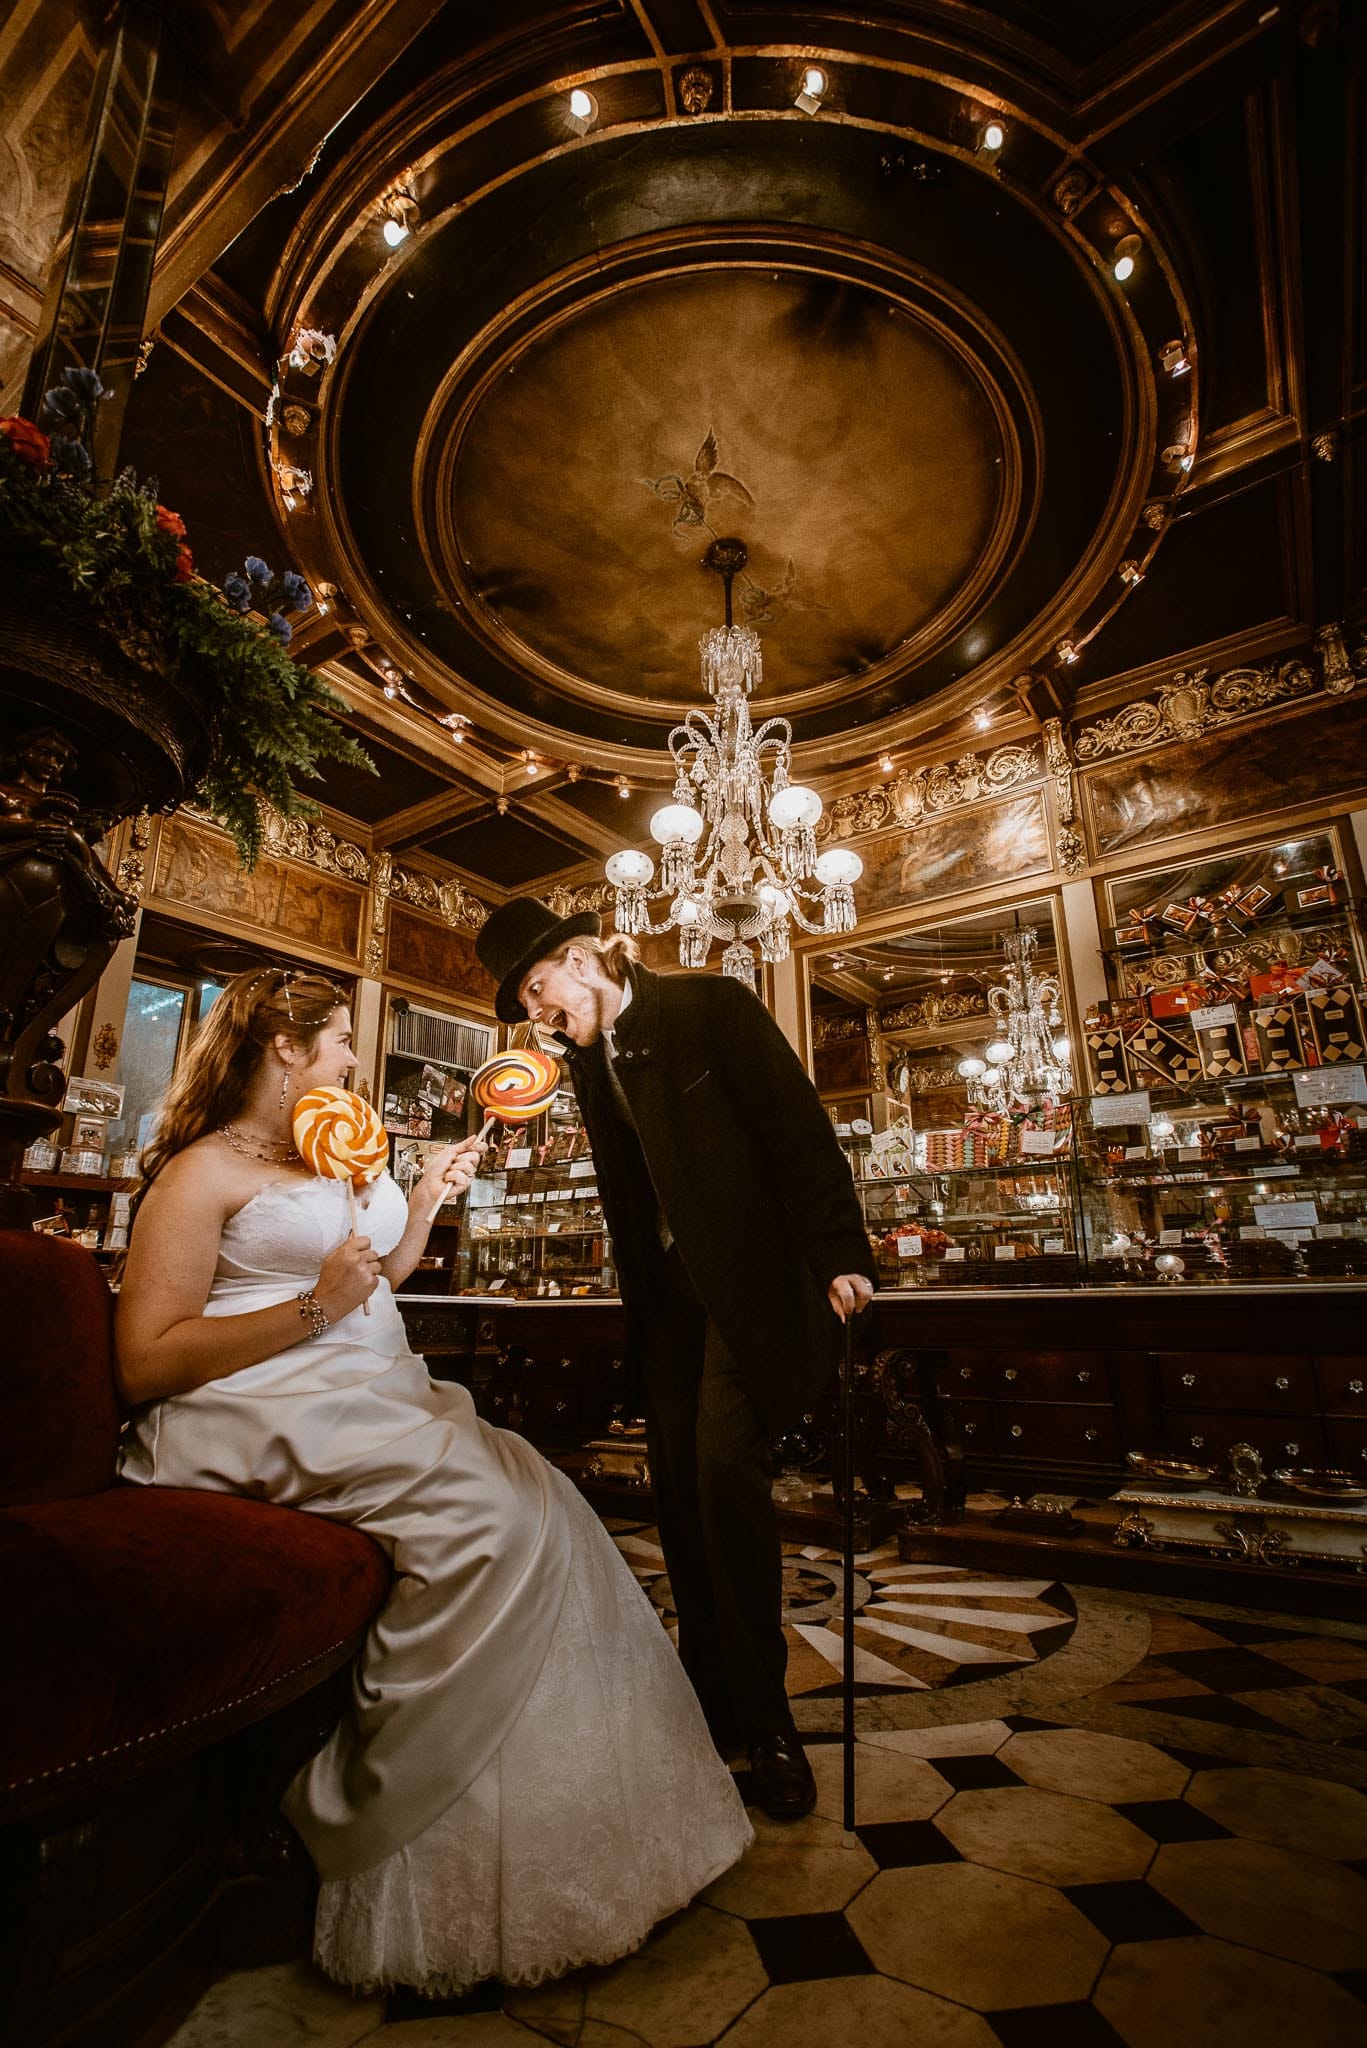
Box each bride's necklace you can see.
[218,1121,300,1165]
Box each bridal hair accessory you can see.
[242,964,344,1025]
[470,1048,562,1140]
[293,1086,389,1314]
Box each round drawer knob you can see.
[1190,1435,1205,1450]
[559,1356,573,1370]
[964,1422,978,1437]
[1285,1441,1300,1457]
[1004,1368,1018,1382]
[1275,1376,1290,1391]
[1010,1423,1024,1439]
[1181,1373,1197,1388]
[960,1367,974,1381]
[1084,1428,1098,1443]
[555,1400,568,1414]
[1077,1370,1091,1384]
[1348,1380,1363,1397]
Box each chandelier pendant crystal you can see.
[955,924,1072,1106]
[605,539,862,989]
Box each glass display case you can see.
[839,1117,1083,1288]
[1074,1066,1367,1284]
[442,1089,616,1298]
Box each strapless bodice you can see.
[214,1171,408,1289]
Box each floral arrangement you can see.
[0,368,373,865]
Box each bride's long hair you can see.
[129,965,344,1225]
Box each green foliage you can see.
[0,440,374,867]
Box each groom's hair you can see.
[548,933,638,985]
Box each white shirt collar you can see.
[601,976,631,1054]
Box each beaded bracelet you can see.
[296,1288,330,1339]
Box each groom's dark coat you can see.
[557,962,875,1434]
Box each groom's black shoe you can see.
[748,1733,817,1819]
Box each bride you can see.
[115,965,751,1996]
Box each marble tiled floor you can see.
[166,1524,1367,2048]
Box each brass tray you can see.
[1125,1451,1217,1487]
[1271,1468,1367,1503]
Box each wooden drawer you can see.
[936,1351,996,1396]
[1158,1353,1316,1412]
[990,1350,1111,1401]
[995,1402,1118,1462]
[1162,1409,1328,1468]
[1316,1356,1367,1414]
[953,1399,996,1453]
[1326,1416,1367,1472]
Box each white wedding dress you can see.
[119,1171,751,1994]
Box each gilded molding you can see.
[545,881,615,917]
[880,989,987,1030]
[388,860,488,934]
[818,741,1042,843]
[888,1061,962,1094]
[1043,716,1085,876]
[812,1013,866,1048]
[1315,622,1358,697]
[1073,656,1318,762]
[256,805,372,880]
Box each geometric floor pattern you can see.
[165,1520,1367,2048]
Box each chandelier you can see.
[955,924,1072,1105]
[604,539,862,989]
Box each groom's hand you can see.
[828,1272,875,1322]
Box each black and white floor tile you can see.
[165,1526,1367,2048]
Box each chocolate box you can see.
[1085,1024,1131,1094]
[1305,986,1366,1065]
[1125,1017,1204,1088]
[1251,1002,1306,1071]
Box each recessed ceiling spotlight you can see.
[1159,338,1191,377]
[616,775,631,798]
[979,118,1006,151]
[1119,560,1144,585]
[795,64,826,114]
[878,752,894,774]
[1113,233,1142,282]
[882,966,895,981]
[380,189,418,247]
[974,709,992,730]
[525,749,540,777]
[567,87,598,131]
[1056,640,1079,664]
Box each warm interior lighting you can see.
[567,87,597,128]
[980,119,1005,151]
[974,709,992,730]
[795,65,826,113]
[878,753,894,774]
[1113,234,1141,281]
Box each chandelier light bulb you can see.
[957,1055,988,1078]
[673,895,701,924]
[768,784,822,829]
[758,882,790,915]
[814,848,863,886]
[1052,1034,1071,1060]
[985,1036,1014,1064]
[650,802,705,846]
[605,848,654,888]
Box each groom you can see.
[476,898,875,1819]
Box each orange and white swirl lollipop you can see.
[293,1086,389,1311]
[470,1047,562,1138]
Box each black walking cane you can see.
[840,1302,861,1844]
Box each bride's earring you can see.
[279,1062,292,1110]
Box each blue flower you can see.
[268,612,293,644]
[244,555,272,585]
[61,366,106,402]
[223,571,251,612]
[41,386,83,425]
[51,439,92,479]
[280,570,312,612]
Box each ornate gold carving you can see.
[1213,1518,1289,1566]
[116,853,145,897]
[823,742,1041,843]
[1113,1511,1155,1549]
[1042,717,1085,876]
[865,1005,887,1093]
[677,65,714,114]
[1311,429,1339,462]
[281,402,312,436]
[887,1062,962,1095]
[91,1023,119,1070]
[1140,501,1168,531]
[259,806,370,879]
[880,989,987,1030]
[387,860,487,933]
[1074,658,1317,761]
[364,850,391,979]
[1315,622,1356,696]
[545,881,614,917]
[812,1013,865,1048]
[1051,167,1089,216]
[130,809,152,851]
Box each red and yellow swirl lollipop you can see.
[293,1086,390,1311]
[470,1046,562,1140]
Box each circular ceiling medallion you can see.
[440,268,1012,713]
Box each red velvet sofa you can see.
[0,1231,390,2047]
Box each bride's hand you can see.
[316,1233,382,1321]
[413,1136,485,1214]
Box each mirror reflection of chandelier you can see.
[604,539,862,989]
[956,924,1072,1105]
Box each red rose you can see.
[155,503,186,538]
[0,416,52,468]
[173,542,194,582]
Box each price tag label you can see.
[574,1186,596,1200]
[1294,1135,1322,1149]
[1018,1128,1058,1156]
[1253,1199,1318,1230]
[1177,1145,1203,1161]
[1091,1090,1151,1127]
[897,1235,923,1258]
[994,1243,1017,1260]
[1124,1145,1150,1160]
[507,1148,533,1168]
[1317,1223,1345,1238]
[532,1191,546,1204]
[1191,1002,1238,1030]
[1234,1136,1260,1151]
[1239,1226,1266,1240]
[944,1246,967,1261]
[1160,1228,1185,1245]
[1043,1237,1066,1254]
[569,1159,596,1177]
[1294,1064,1366,1107]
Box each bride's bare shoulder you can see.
[143,1134,251,1211]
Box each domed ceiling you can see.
[109,0,1356,898]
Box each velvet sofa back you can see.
[0,1232,121,1505]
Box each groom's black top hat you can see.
[476,896,603,1023]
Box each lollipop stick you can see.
[348,1180,371,1316]
[426,1116,498,1225]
